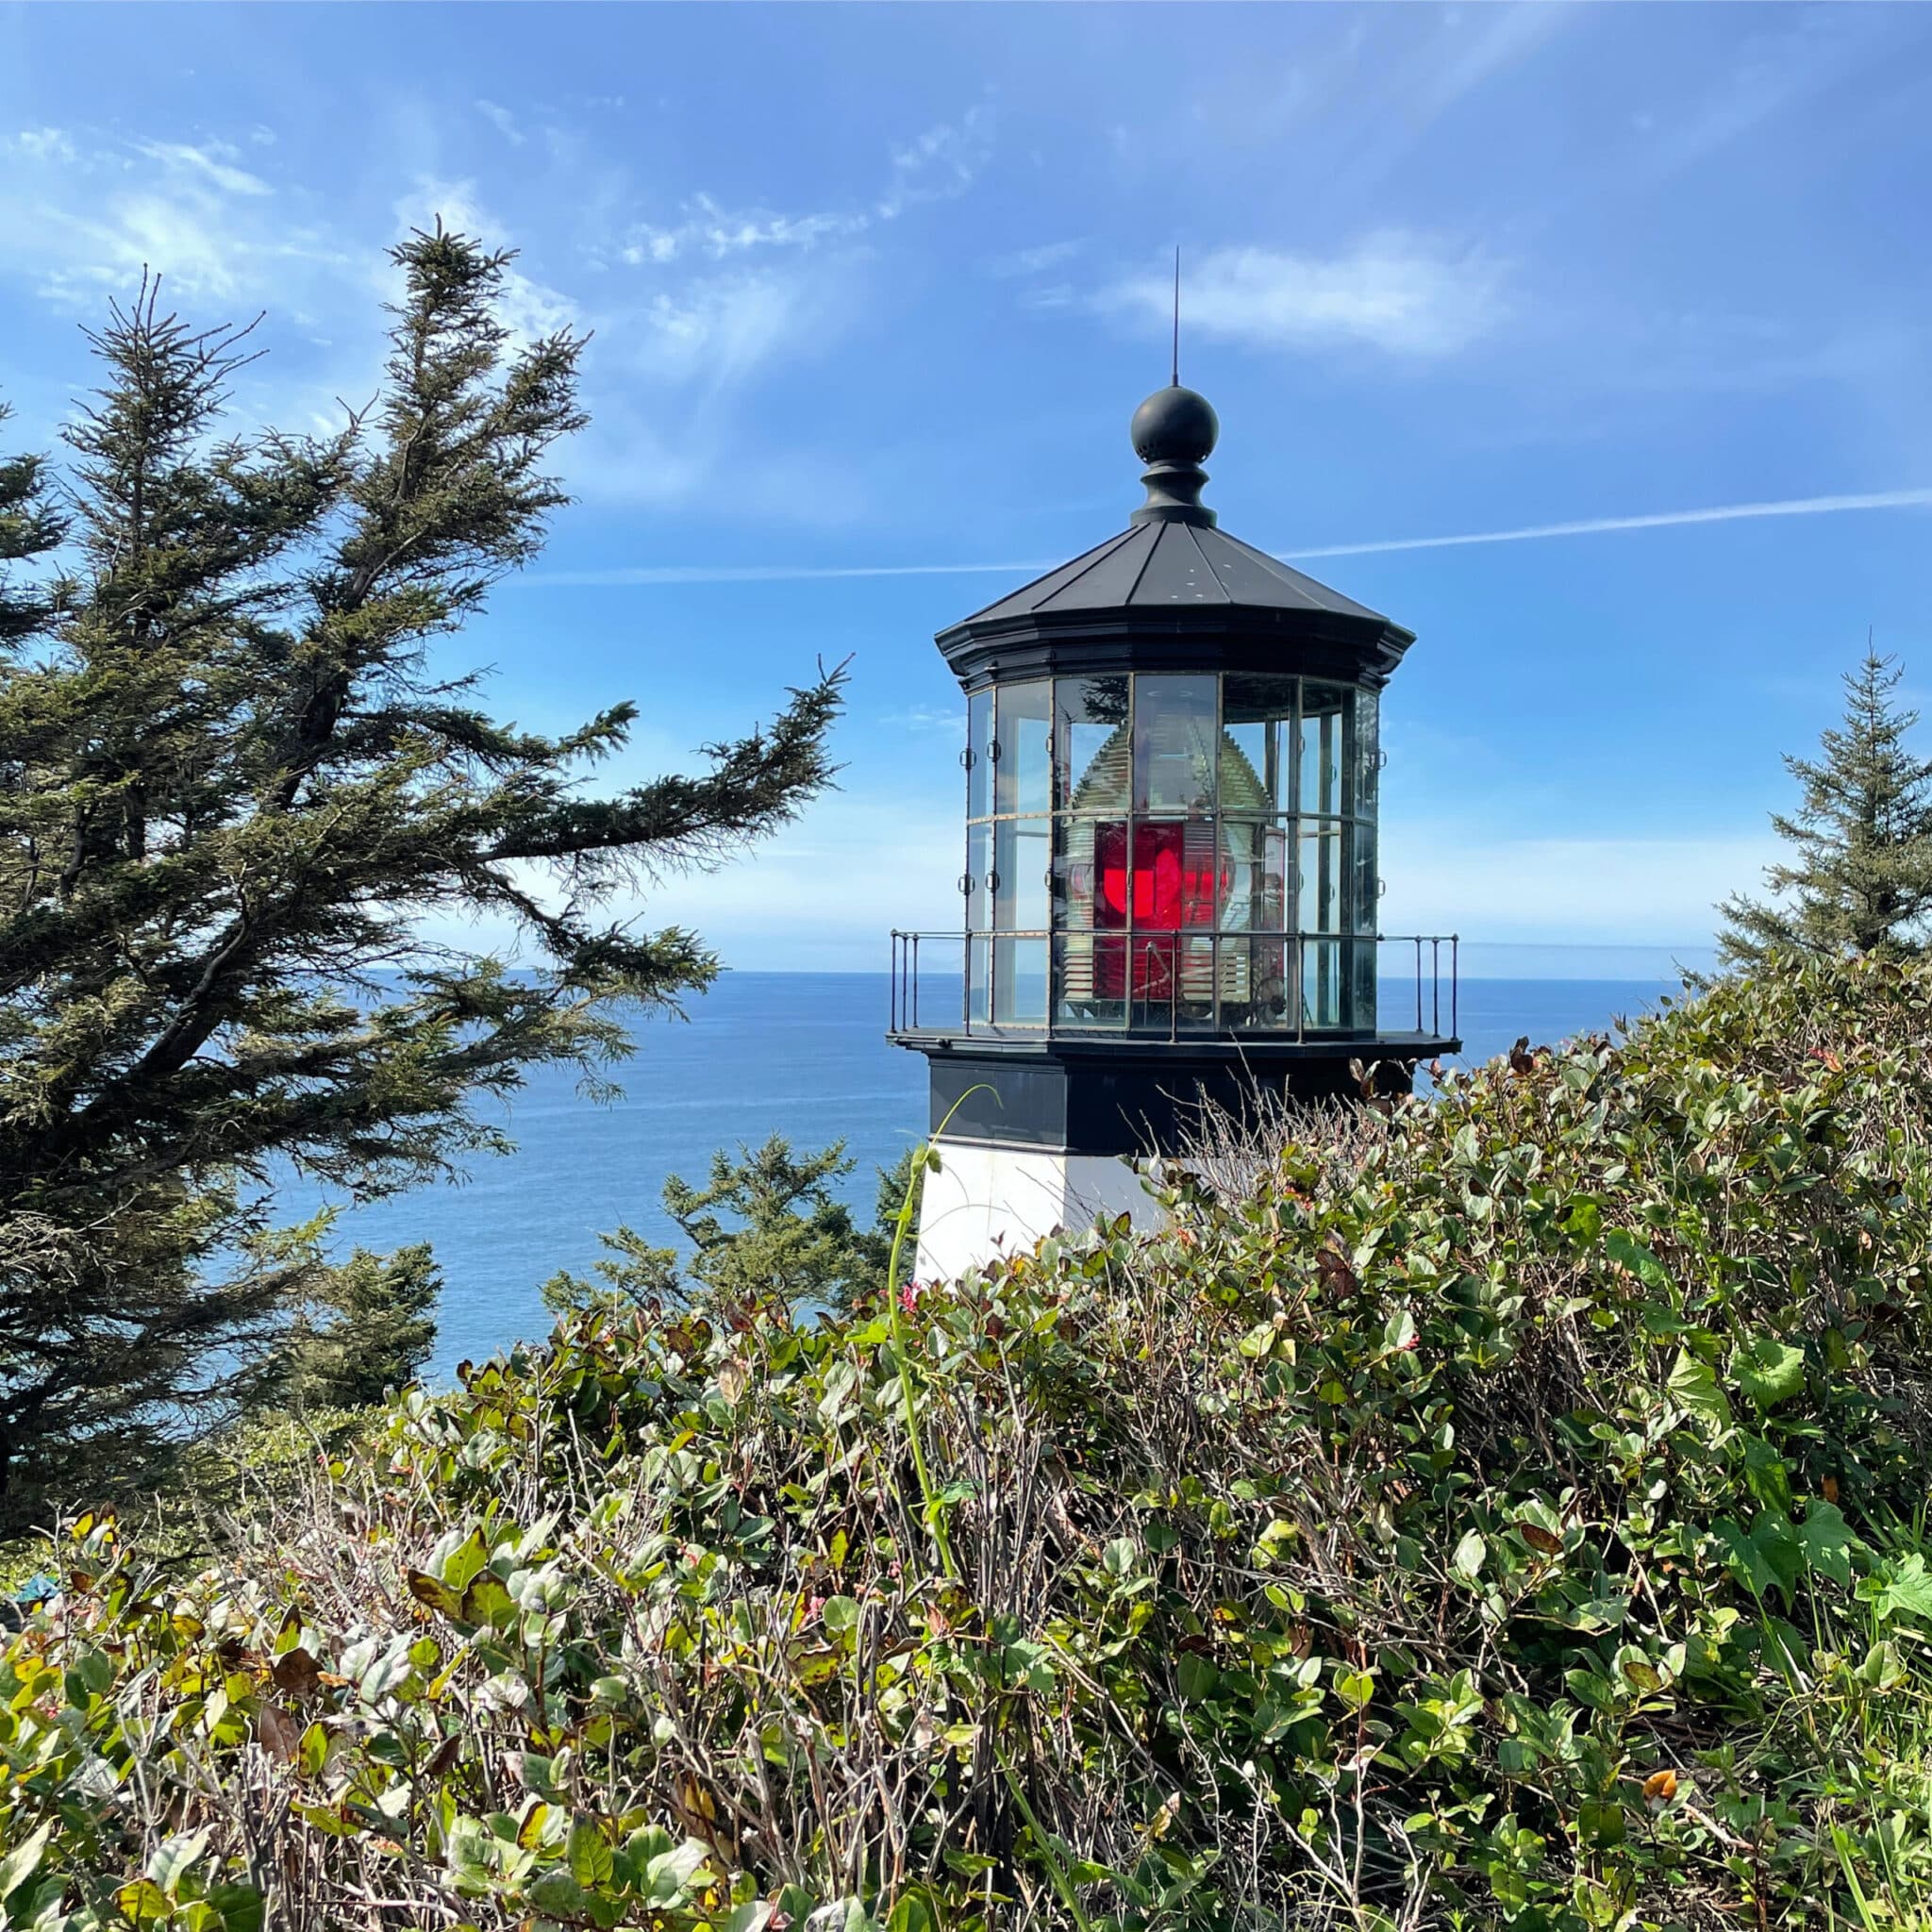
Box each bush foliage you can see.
[8,955,1932,1930]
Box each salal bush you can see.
[8,955,1932,1932]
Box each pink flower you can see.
[899,1284,920,1315]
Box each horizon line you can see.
[527,486,1932,588]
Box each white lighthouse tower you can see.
[889,381,1457,1280]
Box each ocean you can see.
[301,971,1689,1379]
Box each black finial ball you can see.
[1131,384,1219,465]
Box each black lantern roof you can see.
[936,382,1414,691]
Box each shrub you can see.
[7,954,1932,1930]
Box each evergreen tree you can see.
[542,1134,921,1319]
[0,401,65,644]
[1718,650,1932,969]
[0,236,841,1528]
[277,1244,442,1413]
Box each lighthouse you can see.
[890,380,1458,1281]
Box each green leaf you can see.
[1335,1668,1375,1711]
[407,1569,463,1618]
[1716,1513,1804,1603]
[1872,1554,1932,1624]
[73,1647,113,1697]
[525,1870,593,1917]
[146,1830,209,1898]
[441,1528,490,1593]
[1666,1350,1733,1434]
[567,1817,614,1888]
[116,1879,172,1923]
[821,1594,860,1637]
[1175,1652,1219,1702]
[643,1839,710,1905]
[459,1574,517,1629]
[1732,1335,1806,1409]
[0,1822,51,1903]
[1451,1529,1487,1583]
[358,1637,415,1701]
[207,1884,267,1932]
[1799,1499,1856,1588]
[1605,1229,1670,1289]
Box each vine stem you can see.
[883,1088,992,1583]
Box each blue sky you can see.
[4,2,1930,973]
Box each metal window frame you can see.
[961,670,1389,1034]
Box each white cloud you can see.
[624,193,865,266]
[876,104,995,220]
[617,103,993,274]
[475,99,525,147]
[0,124,344,307]
[1104,236,1505,358]
[6,127,76,163]
[133,139,272,197]
[628,270,818,391]
[985,238,1084,278]
[877,704,964,736]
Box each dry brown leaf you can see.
[255,1702,299,1763]
[271,1646,323,1701]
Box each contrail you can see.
[1281,487,1932,560]
[529,486,1932,588]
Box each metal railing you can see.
[888,929,1458,1045]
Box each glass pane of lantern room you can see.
[1303,940,1342,1029]
[1222,675,1296,813]
[1350,934,1376,1036]
[1353,686,1379,819]
[1133,675,1217,814]
[1298,824,1343,934]
[993,937,1046,1025]
[965,822,990,934]
[1234,937,1292,1030]
[1217,819,1290,931]
[994,682,1052,818]
[1299,683,1352,818]
[1054,932,1124,1029]
[994,819,1049,933]
[966,690,992,821]
[967,936,991,1027]
[1351,822,1379,939]
[1056,676,1130,812]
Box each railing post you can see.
[911,933,920,1031]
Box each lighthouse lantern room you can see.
[890,381,1459,1280]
